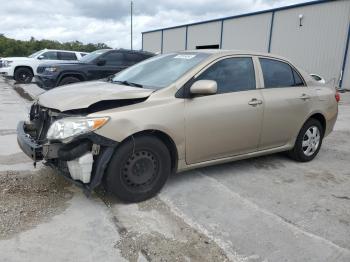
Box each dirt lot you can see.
[0,78,349,262]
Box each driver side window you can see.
[196,57,256,94]
[39,51,58,60]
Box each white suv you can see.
[0,49,88,83]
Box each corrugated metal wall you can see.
[163,27,186,53]
[222,13,272,52]
[143,31,162,53]
[187,22,221,49]
[270,0,350,84]
[142,0,350,87]
[343,39,350,89]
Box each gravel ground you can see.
[0,168,73,239]
[98,191,232,262]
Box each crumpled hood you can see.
[38,80,154,111]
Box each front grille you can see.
[29,103,54,143]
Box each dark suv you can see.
[35,49,154,89]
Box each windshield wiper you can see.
[113,80,143,88]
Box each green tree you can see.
[0,35,111,57]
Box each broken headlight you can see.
[47,117,109,141]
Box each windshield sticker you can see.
[174,54,196,59]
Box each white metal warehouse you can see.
[142,0,350,89]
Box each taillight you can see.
[335,91,340,103]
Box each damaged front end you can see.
[17,103,118,195]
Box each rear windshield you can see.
[112,53,210,89]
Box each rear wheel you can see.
[104,136,171,202]
[288,118,323,162]
[14,67,33,84]
[59,76,80,86]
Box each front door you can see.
[185,56,264,164]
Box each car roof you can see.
[181,49,289,61]
[41,49,89,53]
[105,48,154,56]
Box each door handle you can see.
[248,98,263,106]
[299,94,311,100]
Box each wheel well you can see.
[15,66,33,76]
[309,113,326,133]
[125,130,178,174]
[60,74,85,82]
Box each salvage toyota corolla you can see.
[17,50,339,202]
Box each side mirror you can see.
[37,55,44,60]
[190,80,217,96]
[96,59,106,66]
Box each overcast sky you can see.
[0,0,310,50]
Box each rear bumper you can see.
[34,75,58,89]
[17,120,118,192]
[324,107,338,137]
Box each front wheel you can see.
[104,136,171,203]
[288,118,323,162]
[14,67,33,84]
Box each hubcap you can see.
[302,126,321,157]
[19,72,30,82]
[121,150,158,190]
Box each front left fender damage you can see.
[17,102,120,196]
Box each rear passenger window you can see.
[259,58,305,88]
[196,57,256,94]
[103,52,124,66]
[293,70,304,86]
[58,52,77,60]
[124,53,144,63]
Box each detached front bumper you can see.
[17,121,43,161]
[17,121,118,194]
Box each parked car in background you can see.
[0,49,89,83]
[35,49,154,89]
[310,73,326,84]
[17,50,339,202]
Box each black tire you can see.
[104,136,171,203]
[288,118,324,162]
[14,67,33,84]
[59,76,80,86]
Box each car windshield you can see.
[111,52,210,89]
[79,49,110,63]
[28,50,43,58]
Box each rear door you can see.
[257,57,314,150]
[185,56,264,164]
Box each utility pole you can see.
[130,0,133,50]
